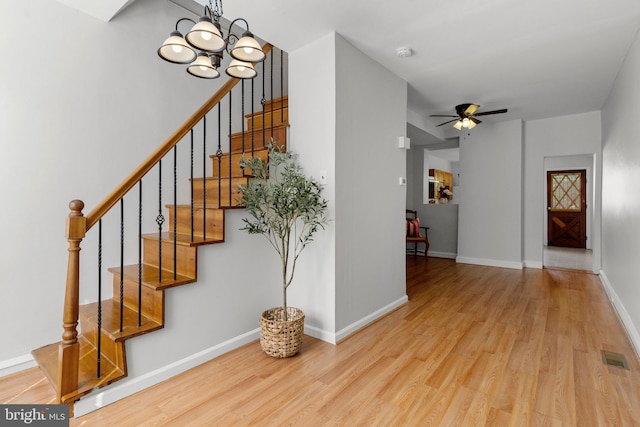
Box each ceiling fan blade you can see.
[436,119,459,127]
[469,117,482,124]
[430,114,459,118]
[474,108,508,117]
[464,104,479,115]
[455,103,472,116]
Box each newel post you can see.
[57,200,86,402]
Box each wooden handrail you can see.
[85,43,273,231]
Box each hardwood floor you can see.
[3,257,639,425]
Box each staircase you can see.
[31,73,287,412]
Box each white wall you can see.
[287,33,337,340]
[523,112,602,269]
[0,0,284,410]
[333,34,407,334]
[601,27,640,354]
[289,33,408,342]
[457,120,524,269]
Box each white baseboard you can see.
[598,270,640,359]
[523,260,543,269]
[427,251,457,259]
[304,324,337,344]
[335,296,409,343]
[74,328,261,417]
[0,354,36,378]
[456,256,523,270]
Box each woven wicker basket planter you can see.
[260,307,305,358]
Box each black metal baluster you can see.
[157,160,165,284]
[270,50,274,138]
[251,78,255,155]
[242,80,246,154]
[262,61,266,147]
[228,91,233,206]
[97,219,102,378]
[119,198,124,333]
[173,145,177,280]
[138,180,142,327]
[202,115,207,240]
[216,103,222,208]
[190,129,194,242]
[281,49,284,125]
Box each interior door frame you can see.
[543,158,593,250]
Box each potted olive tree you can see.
[238,143,328,358]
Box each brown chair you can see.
[406,209,429,259]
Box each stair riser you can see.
[260,96,288,111]
[111,273,165,324]
[191,178,248,207]
[79,316,126,371]
[168,205,225,240]
[212,149,269,177]
[246,108,288,134]
[143,239,197,278]
[230,125,287,153]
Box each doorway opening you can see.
[543,156,595,272]
[547,169,586,248]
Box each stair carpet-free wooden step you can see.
[190,176,249,208]
[228,123,288,154]
[32,336,124,404]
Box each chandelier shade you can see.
[185,17,225,52]
[157,31,197,64]
[225,59,257,79]
[230,31,266,62]
[187,53,221,79]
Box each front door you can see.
[547,170,587,248]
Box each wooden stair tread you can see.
[141,232,224,246]
[190,176,249,183]
[80,300,163,342]
[107,264,195,290]
[210,147,269,159]
[32,336,125,404]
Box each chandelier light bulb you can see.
[172,45,183,53]
[202,32,212,41]
[244,47,254,54]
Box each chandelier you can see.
[158,0,266,79]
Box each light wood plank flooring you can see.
[2,257,639,425]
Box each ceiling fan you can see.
[430,103,508,130]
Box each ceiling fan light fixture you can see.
[467,120,477,129]
[462,117,471,128]
[453,120,463,130]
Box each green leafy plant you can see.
[238,142,328,320]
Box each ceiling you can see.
[186,0,640,133]
[73,0,640,143]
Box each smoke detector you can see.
[396,47,413,58]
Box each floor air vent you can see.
[601,350,630,370]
